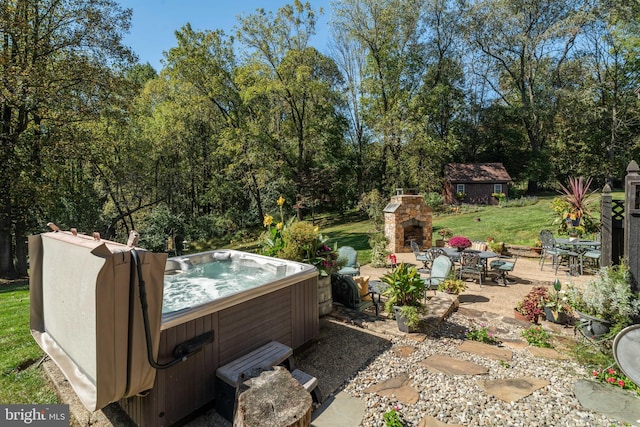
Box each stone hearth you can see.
[383,194,432,253]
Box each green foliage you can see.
[383,407,405,427]
[396,305,422,329]
[0,281,58,404]
[382,263,426,313]
[138,204,186,253]
[566,262,640,330]
[357,189,387,231]
[522,326,553,348]
[437,278,466,294]
[423,192,445,210]
[465,324,501,345]
[368,232,390,268]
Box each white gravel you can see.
[341,313,623,427]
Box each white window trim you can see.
[493,183,503,194]
[456,184,465,193]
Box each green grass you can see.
[0,280,58,404]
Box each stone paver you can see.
[418,415,465,427]
[458,340,513,361]
[527,346,569,360]
[393,345,418,358]
[574,379,640,426]
[421,354,489,376]
[311,391,366,427]
[479,377,550,402]
[363,373,420,404]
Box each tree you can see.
[0,0,134,277]
[238,1,347,217]
[464,0,591,192]
[332,0,428,192]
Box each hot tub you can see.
[29,232,319,427]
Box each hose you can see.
[131,249,185,369]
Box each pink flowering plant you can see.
[383,406,405,427]
[448,235,472,250]
[593,367,640,395]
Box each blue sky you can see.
[117,0,333,71]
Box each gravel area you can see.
[339,312,622,427]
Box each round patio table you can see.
[554,239,600,276]
[441,248,498,277]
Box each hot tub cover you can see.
[29,231,167,411]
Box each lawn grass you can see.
[0,280,58,404]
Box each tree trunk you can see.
[234,367,312,427]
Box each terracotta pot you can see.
[513,308,537,323]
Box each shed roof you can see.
[445,163,512,183]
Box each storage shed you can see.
[444,163,512,205]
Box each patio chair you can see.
[459,252,484,287]
[410,240,430,271]
[423,255,453,300]
[337,246,360,276]
[490,252,519,285]
[580,248,601,274]
[539,230,576,275]
[330,273,377,314]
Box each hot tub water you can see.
[162,258,287,313]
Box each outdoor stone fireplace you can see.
[383,191,433,253]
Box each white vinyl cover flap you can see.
[29,231,167,411]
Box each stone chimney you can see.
[383,193,433,253]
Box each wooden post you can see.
[234,367,312,427]
[600,184,612,268]
[624,161,640,292]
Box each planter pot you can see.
[435,239,445,248]
[393,306,416,333]
[318,275,333,317]
[576,310,611,339]
[544,307,570,325]
[514,308,538,323]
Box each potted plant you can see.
[551,176,599,235]
[437,277,466,295]
[381,263,426,332]
[543,279,572,324]
[436,228,453,247]
[515,286,549,323]
[448,236,472,251]
[566,262,640,339]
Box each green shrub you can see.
[522,326,552,348]
[368,232,389,268]
[423,192,444,210]
[465,324,501,345]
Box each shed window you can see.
[493,183,503,194]
[456,184,465,193]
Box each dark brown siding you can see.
[120,278,318,426]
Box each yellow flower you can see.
[276,222,284,231]
[277,196,285,206]
[263,214,273,227]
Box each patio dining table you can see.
[441,247,498,276]
[554,238,601,276]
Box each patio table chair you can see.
[423,255,452,300]
[490,252,519,285]
[410,240,430,272]
[539,230,576,275]
[459,252,484,287]
[337,246,360,276]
